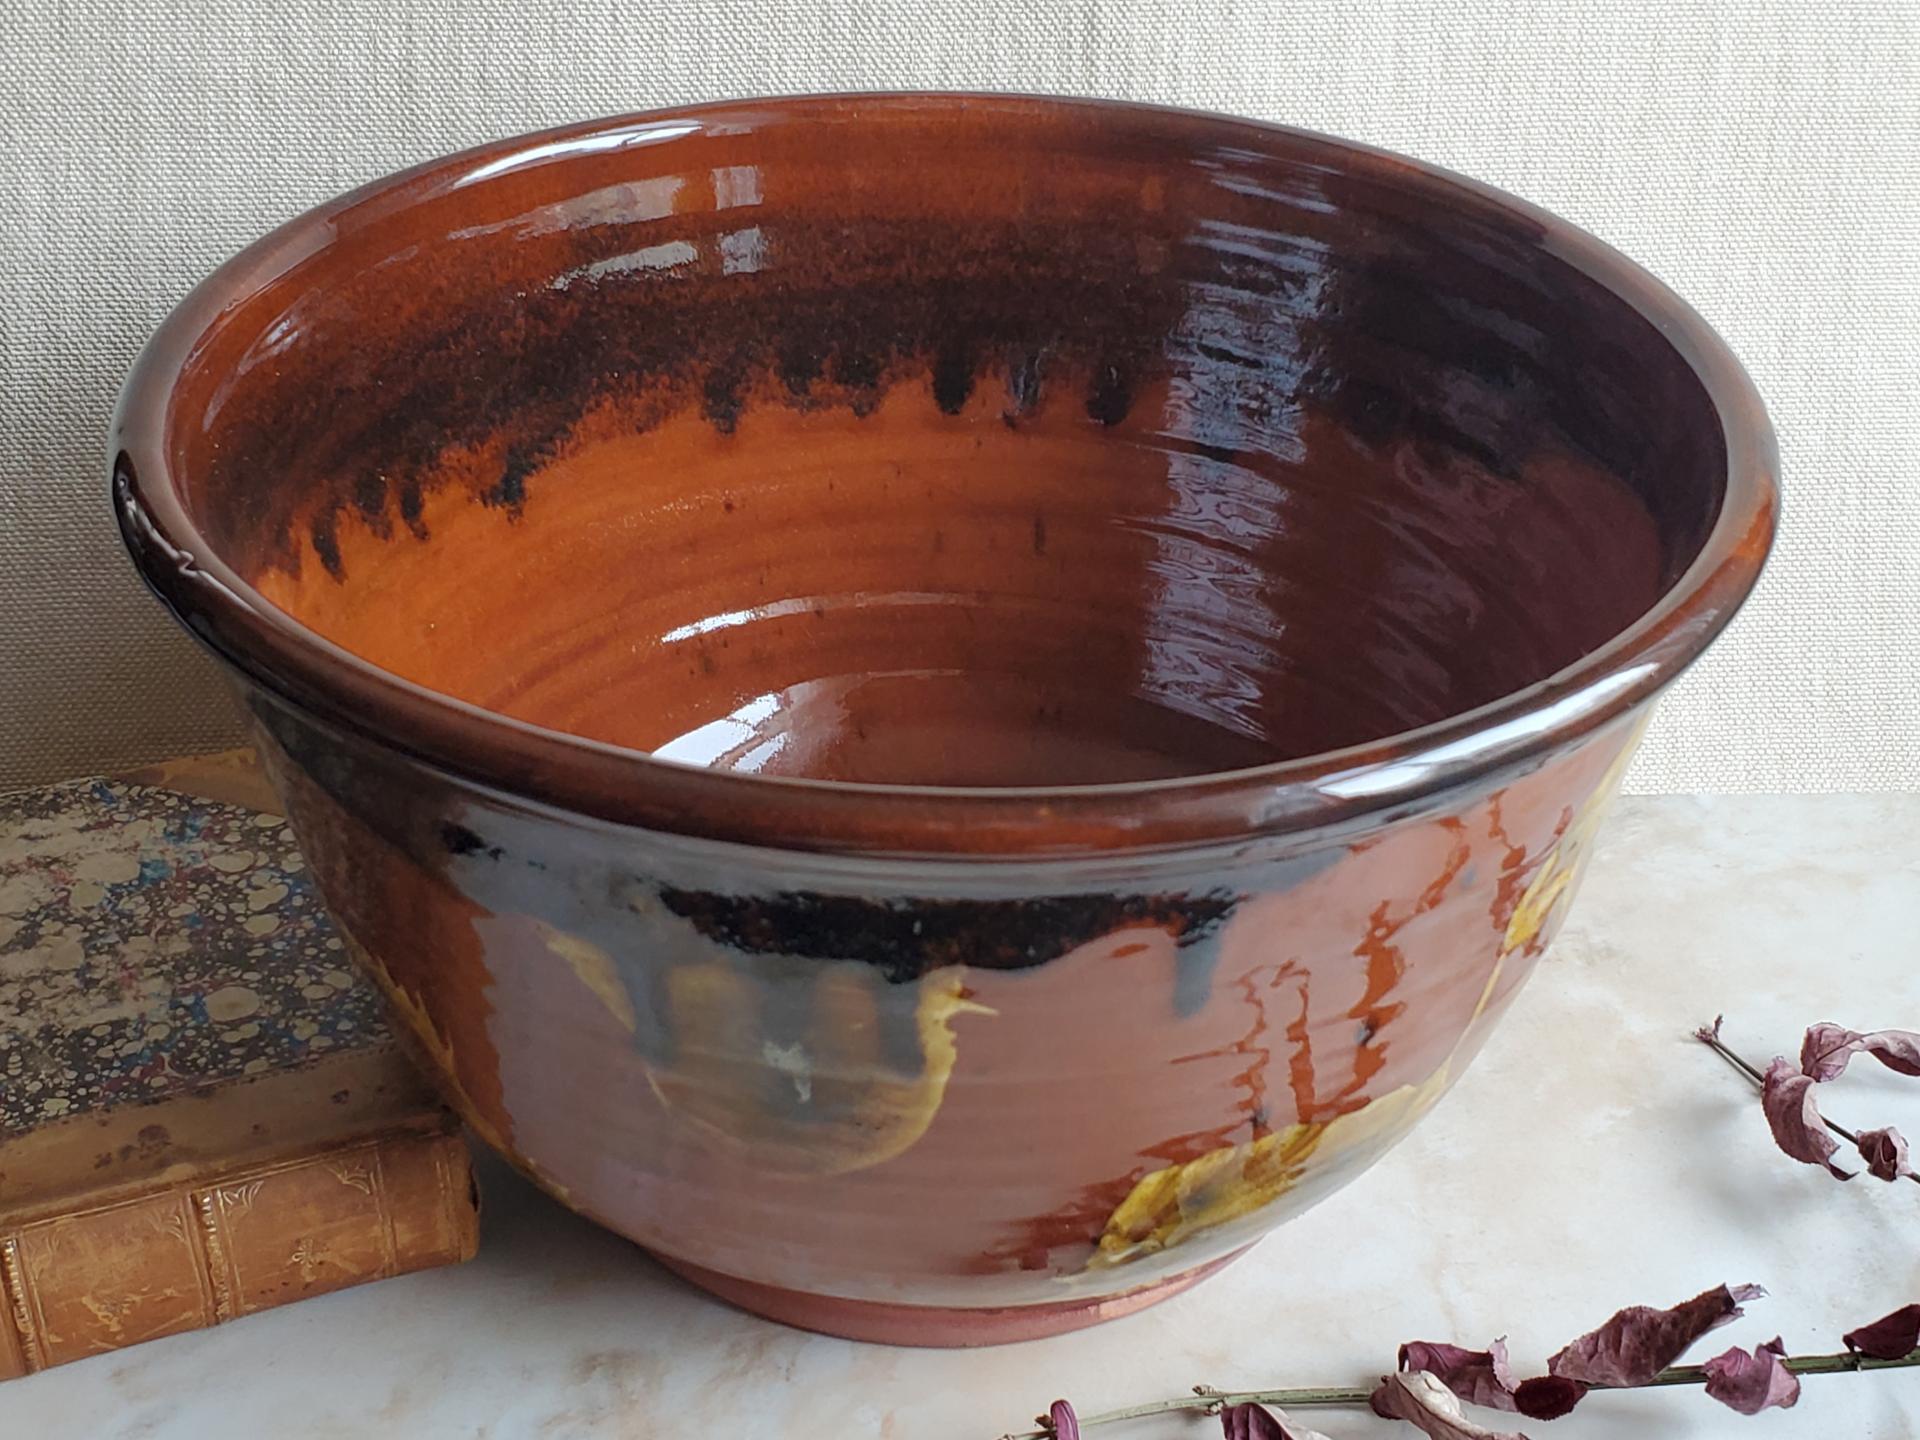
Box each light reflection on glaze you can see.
[653,690,790,769]
[719,226,766,273]
[1315,664,1658,803]
[711,164,762,209]
[551,240,699,288]
[1134,451,1280,742]
[451,120,705,189]
[657,592,958,646]
[449,175,687,243]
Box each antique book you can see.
[0,755,478,1378]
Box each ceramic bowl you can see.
[113,96,1776,1345]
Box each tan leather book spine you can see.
[0,1123,476,1378]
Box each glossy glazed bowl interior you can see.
[120,97,1770,829]
[115,97,1775,1343]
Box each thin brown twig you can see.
[1693,1018,1776,1092]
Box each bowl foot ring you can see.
[649,1247,1251,1347]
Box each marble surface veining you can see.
[2,796,1916,1438]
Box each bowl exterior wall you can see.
[240,680,1645,1321]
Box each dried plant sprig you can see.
[1013,1346,1920,1439]
[1694,1017,1920,1185]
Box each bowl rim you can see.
[112,92,1779,859]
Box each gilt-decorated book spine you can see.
[0,1123,476,1378]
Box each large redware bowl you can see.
[113,96,1776,1345]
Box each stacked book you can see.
[0,753,478,1377]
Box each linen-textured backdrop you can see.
[3,0,1915,791]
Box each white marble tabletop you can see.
[7,795,1918,1439]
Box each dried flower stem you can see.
[1693,1023,1775,1093]
[1694,1020,1920,1184]
[1003,1350,1920,1438]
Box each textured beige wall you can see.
[3,1,1915,790]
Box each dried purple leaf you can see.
[1702,1337,1800,1414]
[1510,1376,1586,1421]
[1859,1031,1920,1076]
[1800,1023,1920,1081]
[1761,1058,1854,1179]
[1219,1401,1332,1440]
[1397,1339,1521,1411]
[1857,1126,1913,1182]
[1547,1283,1765,1387]
[1370,1372,1529,1440]
[1843,1304,1920,1361]
[1801,1023,1861,1081]
[1397,1337,1587,1420]
[1047,1400,1080,1440]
